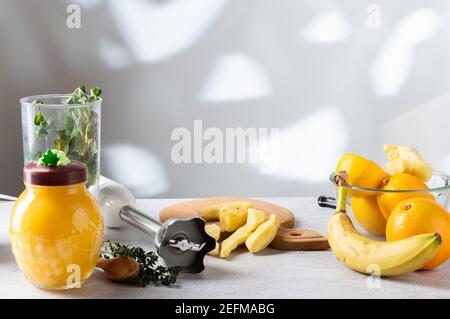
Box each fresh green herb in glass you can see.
[33,100,53,138]
[100,241,178,287]
[32,85,102,187]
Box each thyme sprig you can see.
[63,84,102,104]
[100,240,178,287]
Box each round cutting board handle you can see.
[270,227,329,251]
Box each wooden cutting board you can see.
[159,196,329,251]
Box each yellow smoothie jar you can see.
[10,156,104,290]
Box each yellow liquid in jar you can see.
[10,183,104,290]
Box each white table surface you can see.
[1,197,449,299]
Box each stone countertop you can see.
[1,197,449,299]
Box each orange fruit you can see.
[386,198,450,269]
[351,196,386,235]
[336,153,388,198]
[377,173,434,219]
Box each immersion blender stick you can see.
[99,179,216,273]
[119,205,161,236]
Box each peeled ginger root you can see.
[220,208,269,258]
[205,223,221,256]
[199,201,247,221]
[384,144,432,182]
[219,202,253,232]
[246,214,280,253]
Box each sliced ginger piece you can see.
[199,201,252,221]
[245,214,280,253]
[219,202,253,232]
[384,144,432,182]
[205,223,221,256]
[205,223,221,240]
[246,208,268,232]
[209,243,220,256]
[220,225,248,258]
[199,201,244,221]
[219,208,268,258]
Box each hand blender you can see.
[98,177,216,273]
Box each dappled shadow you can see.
[0,0,449,198]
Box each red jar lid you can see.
[24,161,87,186]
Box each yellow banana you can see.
[327,186,441,276]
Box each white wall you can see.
[0,0,449,198]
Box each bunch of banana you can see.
[327,183,441,276]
